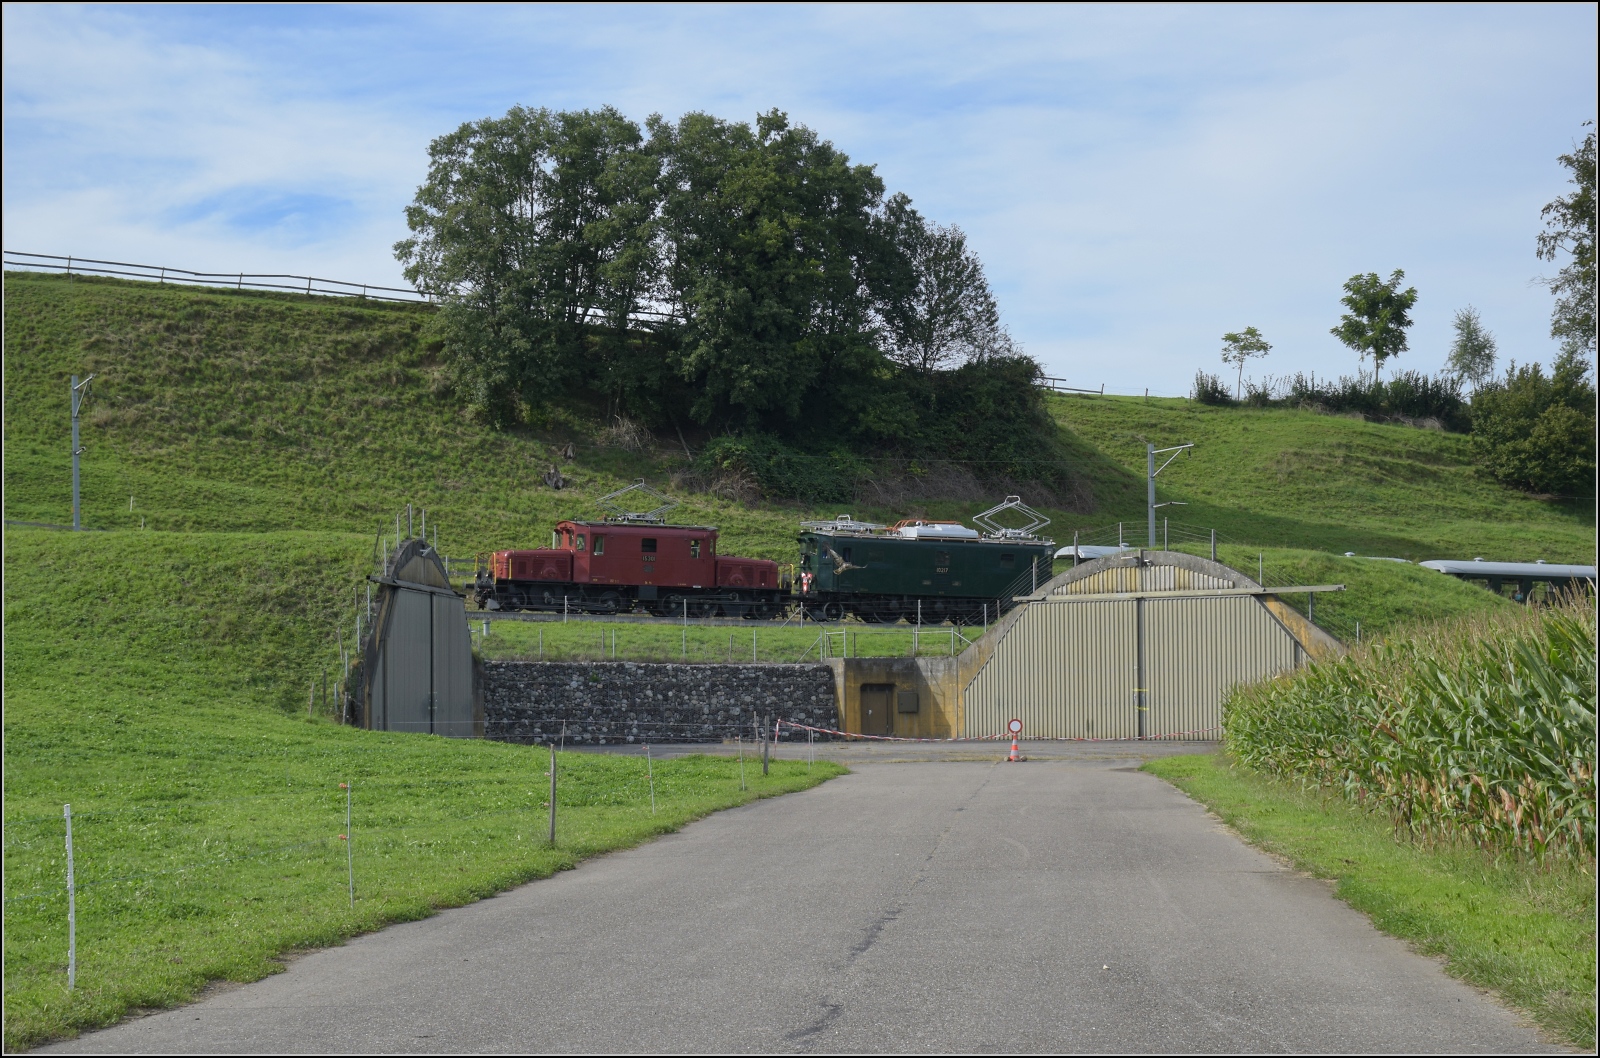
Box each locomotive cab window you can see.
[575,534,586,551]
[690,539,701,559]
[841,547,852,562]
[1000,553,1015,568]
[641,538,657,553]
[593,535,605,556]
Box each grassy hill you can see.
[4,269,1588,1047]
[5,270,1591,563]
[1048,395,1593,563]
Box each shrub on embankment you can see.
[1223,594,1596,859]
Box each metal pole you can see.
[1164,518,1168,551]
[1072,531,1079,568]
[646,744,656,815]
[1259,553,1264,585]
[1135,597,1147,740]
[344,782,353,906]
[548,744,557,844]
[1210,529,1217,563]
[1147,443,1156,548]
[70,375,94,530]
[407,504,413,539]
[64,804,75,990]
[71,376,82,531]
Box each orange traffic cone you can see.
[1007,736,1021,762]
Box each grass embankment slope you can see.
[5,271,1590,567]
[1048,393,1592,562]
[3,528,842,1050]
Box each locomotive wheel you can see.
[594,591,623,614]
[858,610,895,624]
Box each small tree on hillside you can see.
[1331,270,1418,385]
[1220,326,1271,400]
[1446,306,1498,391]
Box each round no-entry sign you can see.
[1007,718,1023,735]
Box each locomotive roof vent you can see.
[973,495,1052,541]
[893,520,981,539]
[799,514,887,533]
[596,478,680,523]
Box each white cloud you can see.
[3,4,1593,392]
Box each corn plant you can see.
[1224,591,1596,859]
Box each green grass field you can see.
[1049,393,1593,561]
[1145,754,1595,1049]
[1,528,843,1050]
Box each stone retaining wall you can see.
[480,661,841,744]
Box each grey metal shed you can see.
[961,550,1341,740]
[359,537,481,737]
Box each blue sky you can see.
[3,3,1594,394]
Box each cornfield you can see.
[1225,591,1596,859]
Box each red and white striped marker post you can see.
[1006,718,1023,762]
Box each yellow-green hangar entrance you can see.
[828,550,1344,741]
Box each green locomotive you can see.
[795,497,1055,623]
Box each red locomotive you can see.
[473,481,784,618]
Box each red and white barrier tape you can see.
[774,720,1220,744]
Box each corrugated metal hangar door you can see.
[361,537,480,737]
[962,551,1317,740]
[966,598,1139,739]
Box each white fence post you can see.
[64,804,76,990]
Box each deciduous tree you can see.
[1537,122,1596,358]
[394,106,660,425]
[1220,326,1271,400]
[1330,270,1418,385]
[1446,306,1497,391]
[877,194,1013,374]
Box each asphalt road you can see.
[45,752,1552,1054]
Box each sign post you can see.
[1006,718,1024,763]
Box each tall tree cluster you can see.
[395,106,1026,448]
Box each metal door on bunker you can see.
[860,683,895,735]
